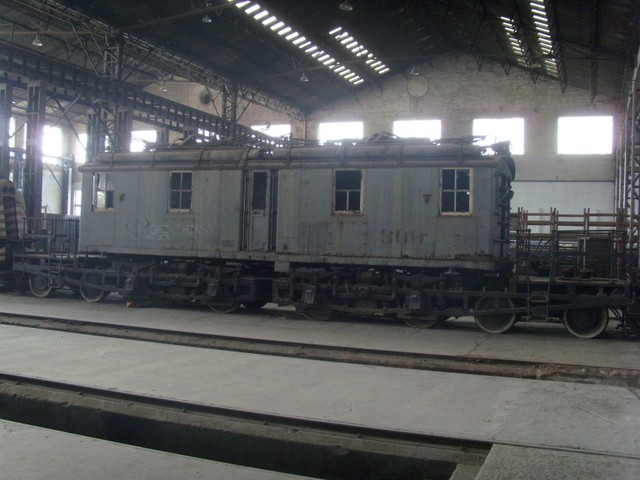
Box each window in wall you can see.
[393,119,442,140]
[473,118,525,155]
[75,133,87,165]
[251,124,291,138]
[9,117,15,148]
[318,121,363,145]
[93,173,114,211]
[169,171,192,211]
[73,189,83,216]
[43,125,63,164]
[557,116,613,154]
[441,168,472,215]
[334,170,362,214]
[130,130,157,152]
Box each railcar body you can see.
[79,142,513,272]
[0,179,25,285]
[11,137,635,338]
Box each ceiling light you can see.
[32,33,43,47]
[409,65,420,76]
[202,14,212,23]
[160,79,168,92]
[299,71,309,82]
[339,1,353,11]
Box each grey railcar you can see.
[79,141,514,273]
[10,138,633,338]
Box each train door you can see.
[242,170,278,252]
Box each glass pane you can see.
[347,192,361,211]
[442,169,455,190]
[251,172,268,210]
[181,192,192,210]
[105,190,115,209]
[442,192,454,212]
[335,191,347,211]
[170,173,181,190]
[96,191,105,209]
[336,170,361,190]
[170,191,181,209]
[456,192,470,212]
[456,170,470,190]
[181,172,192,190]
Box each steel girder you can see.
[0,41,277,145]
[0,0,305,120]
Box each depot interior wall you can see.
[303,54,617,214]
[138,54,617,215]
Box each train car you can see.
[0,179,25,287]
[12,137,633,338]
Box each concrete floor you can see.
[1,291,639,478]
[0,290,638,369]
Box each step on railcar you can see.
[10,136,637,338]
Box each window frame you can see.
[333,169,363,215]
[440,168,473,216]
[168,171,193,213]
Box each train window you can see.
[169,171,192,212]
[334,170,362,214]
[441,168,472,215]
[251,172,268,211]
[93,173,114,211]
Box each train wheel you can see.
[80,273,108,303]
[302,295,332,321]
[563,307,609,339]
[29,275,54,298]
[209,301,240,313]
[303,306,332,321]
[402,314,447,328]
[473,296,516,334]
[242,300,268,311]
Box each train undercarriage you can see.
[7,216,639,339]
[10,253,635,339]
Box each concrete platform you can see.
[1,290,639,370]
[476,444,640,480]
[1,291,639,478]
[0,322,638,467]
[0,419,314,480]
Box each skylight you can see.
[229,0,365,85]
[330,27,390,75]
[500,16,528,68]
[528,0,558,76]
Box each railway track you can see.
[0,311,638,388]
[0,370,490,480]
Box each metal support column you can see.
[222,83,238,139]
[114,107,132,152]
[24,81,45,219]
[617,43,640,266]
[0,81,13,179]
